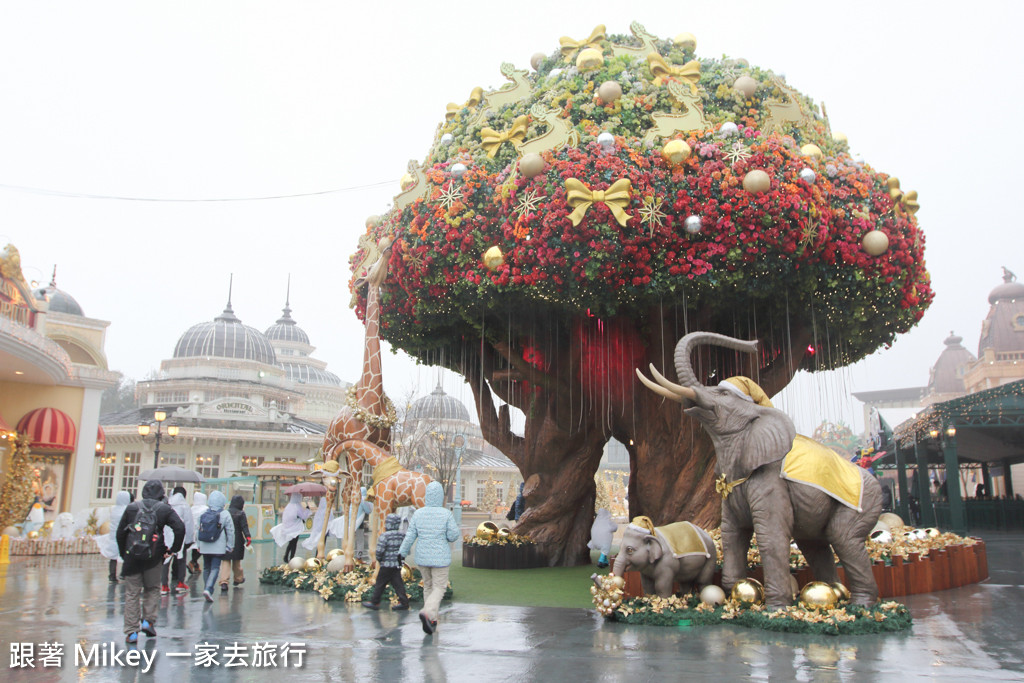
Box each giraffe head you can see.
[363,236,394,289]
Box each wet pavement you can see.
[1,533,1023,682]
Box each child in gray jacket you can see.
[362,513,409,610]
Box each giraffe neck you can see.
[357,276,385,411]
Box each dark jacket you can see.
[224,495,251,561]
[116,480,185,575]
[375,513,406,568]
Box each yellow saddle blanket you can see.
[780,434,864,511]
[655,521,712,559]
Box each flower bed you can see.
[259,564,452,604]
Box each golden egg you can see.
[800,143,823,160]
[673,32,697,51]
[742,169,771,193]
[576,48,604,71]
[830,581,851,602]
[662,139,691,165]
[326,548,344,561]
[730,578,764,606]
[400,173,415,191]
[497,527,512,538]
[799,581,838,611]
[476,521,499,540]
[304,557,323,571]
[862,230,890,256]
[482,246,505,271]
[401,562,413,583]
[925,527,941,538]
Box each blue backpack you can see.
[197,508,223,543]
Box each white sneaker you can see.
[203,590,213,602]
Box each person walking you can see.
[217,495,251,592]
[196,490,234,602]
[362,513,409,611]
[96,491,131,583]
[187,492,207,575]
[161,486,193,596]
[115,481,184,644]
[270,492,310,563]
[399,481,459,635]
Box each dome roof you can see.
[988,267,1024,304]
[173,300,276,365]
[33,268,83,316]
[407,385,471,422]
[282,363,342,386]
[927,331,975,395]
[265,302,310,345]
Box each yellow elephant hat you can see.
[719,376,774,408]
[628,516,656,535]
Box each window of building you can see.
[121,452,141,492]
[196,454,220,480]
[241,455,265,469]
[159,453,186,468]
[95,455,116,499]
[153,391,187,404]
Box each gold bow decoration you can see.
[715,473,749,500]
[479,115,529,158]
[565,178,633,227]
[886,177,920,218]
[559,24,606,60]
[446,86,485,121]
[647,53,701,92]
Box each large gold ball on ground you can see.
[878,512,904,528]
[799,581,838,611]
[731,578,764,606]
[700,584,726,606]
[401,563,413,583]
[862,230,890,256]
[483,246,505,271]
[742,169,771,193]
[662,139,691,165]
[326,548,344,561]
[304,557,323,571]
[476,521,499,540]
[830,582,851,602]
[673,32,697,51]
[287,557,305,571]
[576,48,604,71]
[519,153,546,178]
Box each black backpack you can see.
[197,508,223,543]
[126,500,160,562]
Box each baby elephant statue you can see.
[612,516,717,597]
[637,331,883,608]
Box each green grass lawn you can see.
[447,548,608,609]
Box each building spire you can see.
[216,273,240,323]
[49,265,57,287]
[276,274,296,325]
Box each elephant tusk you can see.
[649,363,697,402]
[636,368,683,403]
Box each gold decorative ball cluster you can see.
[591,574,626,616]
[345,386,398,430]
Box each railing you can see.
[933,500,1024,530]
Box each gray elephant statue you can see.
[637,331,882,607]
[611,516,717,597]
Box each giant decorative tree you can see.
[350,23,932,565]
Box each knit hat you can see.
[719,376,774,408]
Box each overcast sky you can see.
[2,1,1020,436]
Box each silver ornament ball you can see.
[799,168,816,184]
[719,122,739,138]
[684,215,703,234]
[451,163,467,180]
[597,132,615,150]
[440,133,453,145]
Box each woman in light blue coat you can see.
[196,490,234,602]
[399,481,459,634]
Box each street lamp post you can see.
[138,409,180,469]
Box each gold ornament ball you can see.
[304,557,323,571]
[734,75,758,99]
[799,581,838,611]
[611,575,625,589]
[287,557,306,571]
[879,512,904,528]
[576,48,604,71]
[662,139,691,165]
[597,80,622,103]
[326,548,344,561]
[27,530,39,539]
[401,563,414,583]
[98,521,111,536]
[519,153,546,179]
[365,215,382,229]
[497,527,512,539]
[530,52,546,71]
[731,578,764,606]
[830,582,851,602]
[925,527,941,538]
[399,173,415,191]
[862,230,890,256]
[800,143,823,160]
[833,131,849,145]
[742,169,771,193]
[673,32,697,51]
[476,521,499,540]
[482,246,505,271]
[700,584,726,606]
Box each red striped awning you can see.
[17,407,77,452]
[0,411,14,438]
[95,425,106,453]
